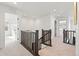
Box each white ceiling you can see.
[0,2,73,17]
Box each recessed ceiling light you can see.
[13,2,17,4]
[53,9,56,12]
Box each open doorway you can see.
[55,17,67,40]
[5,13,18,47]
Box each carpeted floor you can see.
[0,37,33,56]
[0,36,75,56]
[39,37,75,56]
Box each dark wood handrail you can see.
[64,30,76,33]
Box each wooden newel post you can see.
[35,30,39,56]
[63,29,65,43]
[50,29,52,47]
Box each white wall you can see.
[38,15,51,38]
[0,10,5,48]
[50,15,55,39]
[19,15,53,39]
[0,4,55,48]
[5,13,18,40]
[76,3,79,56]
[0,4,62,46]
[0,3,75,50]
[75,12,79,55]
[20,17,33,31]
[0,4,25,48]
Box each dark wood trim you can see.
[63,29,75,45]
[49,30,52,46]
[35,30,39,56]
[41,29,52,47]
[21,30,39,56]
[21,29,52,56]
[21,42,36,56]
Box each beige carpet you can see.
[39,37,75,56]
[0,37,33,56]
[0,36,75,56]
